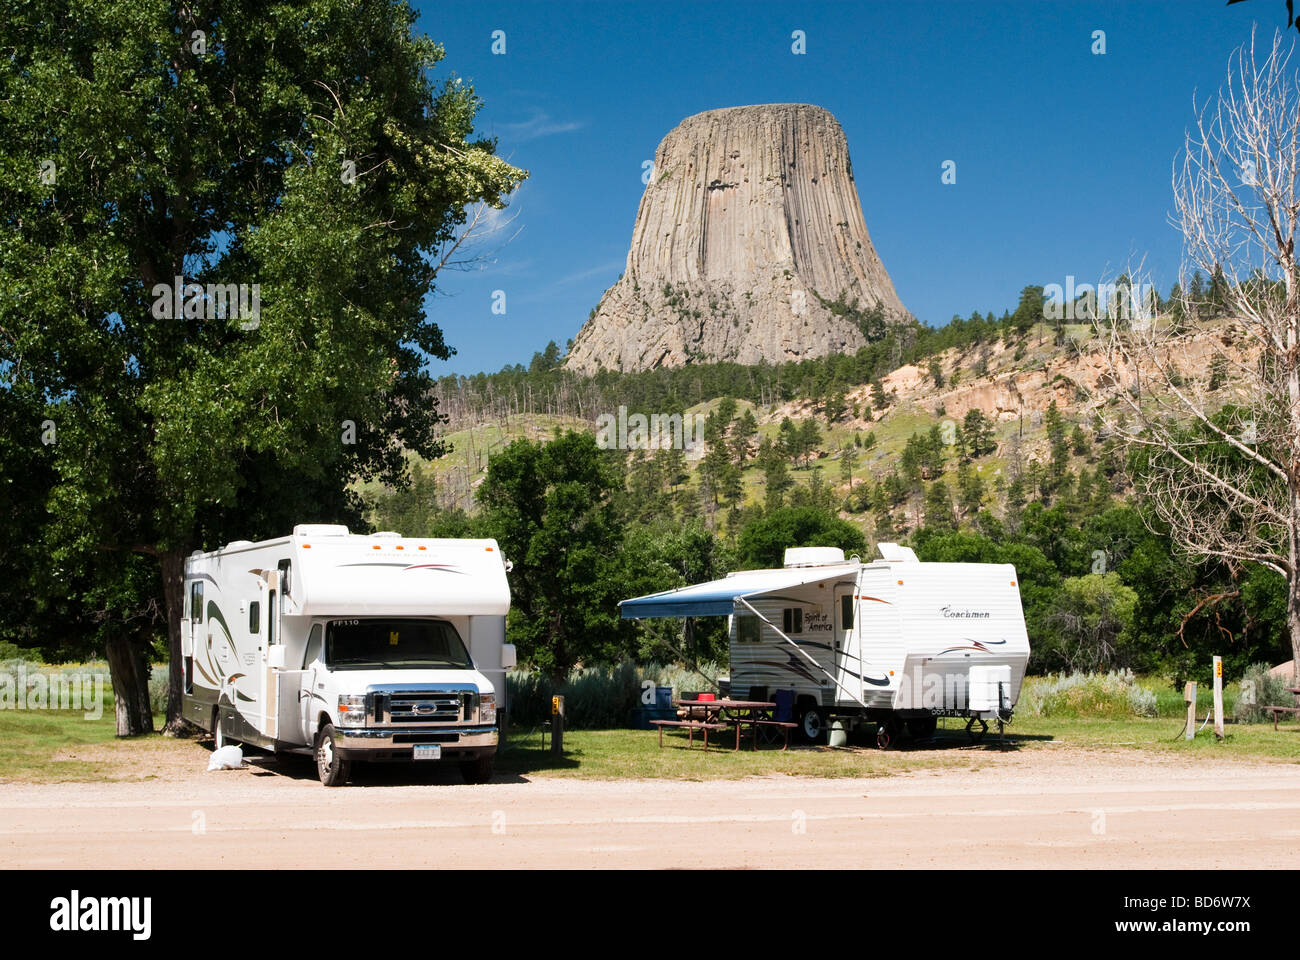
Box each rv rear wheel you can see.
[797,703,827,744]
[315,724,351,787]
[460,756,494,784]
[212,709,232,751]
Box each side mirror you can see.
[501,643,517,670]
[267,646,286,669]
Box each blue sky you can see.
[412,0,1278,376]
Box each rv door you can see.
[833,584,861,705]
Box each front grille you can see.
[388,692,461,723]
[369,689,478,725]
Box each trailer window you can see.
[277,559,292,597]
[736,614,760,644]
[189,582,203,625]
[326,619,473,670]
[840,595,855,630]
[249,602,260,634]
[782,608,803,634]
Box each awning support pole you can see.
[736,596,869,709]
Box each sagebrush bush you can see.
[1233,662,1296,723]
[506,661,722,730]
[1020,669,1157,718]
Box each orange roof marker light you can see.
[485,546,494,551]
[418,546,426,551]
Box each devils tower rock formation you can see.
[566,103,907,373]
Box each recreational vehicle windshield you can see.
[619,543,1030,748]
[180,526,516,786]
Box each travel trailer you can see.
[180,525,516,786]
[620,544,1030,747]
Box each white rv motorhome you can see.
[180,525,516,785]
[620,543,1030,747]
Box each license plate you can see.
[413,744,441,760]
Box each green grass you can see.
[1010,715,1300,760]
[493,712,1300,780]
[1,694,1295,785]
[494,725,996,780]
[0,709,170,783]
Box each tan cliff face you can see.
[565,103,908,373]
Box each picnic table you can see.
[1265,687,1300,729]
[650,699,797,751]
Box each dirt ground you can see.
[3,741,1299,868]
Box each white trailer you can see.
[619,543,1030,747]
[180,524,516,785]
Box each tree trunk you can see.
[105,633,154,737]
[1289,579,1300,687]
[160,547,190,735]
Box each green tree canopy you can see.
[0,1,527,731]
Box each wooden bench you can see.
[1265,705,1300,730]
[751,719,798,751]
[650,719,731,750]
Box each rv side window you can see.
[736,615,760,644]
[190,582,203,625]
[303,624,323,668]
[840,594,854,630]
[277,559,292,597]
[268,590,276,644]
[249,602,260,634]
[782,608,803,634]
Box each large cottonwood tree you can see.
[0,1,526,732]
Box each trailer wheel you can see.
[460,755,495,784]
[315,724,351,787]
[796,702,826,744]
[875,723,894,750]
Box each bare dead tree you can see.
[1096,27,1300,681]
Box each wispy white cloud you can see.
[495,109,584,143]
[553,258,625,287]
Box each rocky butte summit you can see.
[565,103,908,374]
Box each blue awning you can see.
[619,565,857,619]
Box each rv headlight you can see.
[337,695,367,727]
[479,693,496,725]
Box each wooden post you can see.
[1213,656,1224,740]
[551,694,565,756]
[1184,681,1197,740]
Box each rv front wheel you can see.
[315,724,351,787]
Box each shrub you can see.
[505,661,723,730]
[1019,669,1157,718]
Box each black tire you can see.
[797,702,827,744]
[315,723,351,787]
[460,755,495,784]
[876,722,895,750]
[212,708,231,751]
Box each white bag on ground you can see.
[207,745,244,771]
